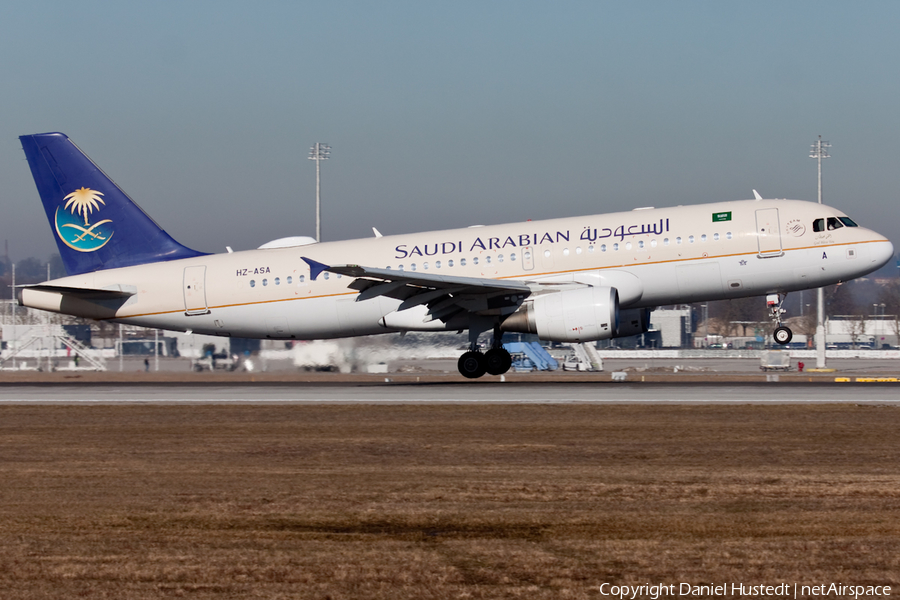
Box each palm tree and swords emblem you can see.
[54,187,115,252]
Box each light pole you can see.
[810,136,831,368]
[308,143,331,242]
[702,303,708,347]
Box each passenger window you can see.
[700,234,707,242]
[461,258,467,266]
[827,217,843,230]
[287,276,292,284]
[838,217,858,227]
[510,253,516,261]
[274,277,280,285]
[813,218,825,232]
[676,237,682,245]
[423,262,429,270]
[663,238,669,246]
[601,244,607,252]
[688,235,694,244]
[625,242,632,250]
[435,261,441,268]
[473,257,480,265]
[250,280,256,288]
[713,233,719,241]
[263,278,268,286]
[638,241,644,249]
[497,254,504,262]
[410,264,417,271]
[562,248,570,256]
[299,275,305,283]
[613,243,619,251]
[448,259,454,267]
[726,232,732,240]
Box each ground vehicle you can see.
[760,350,791,372]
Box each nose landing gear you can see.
[768,293,793,345]
[774,325,793,345]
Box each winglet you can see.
[301,256,330,280]
[753,189,763,200]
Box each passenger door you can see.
[755,208,783,257]
[183,266,210,315]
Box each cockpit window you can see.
[838,217,858,227]
[826,217,843,230]
[813,218,825,232]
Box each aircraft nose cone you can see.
[871,239,894,269]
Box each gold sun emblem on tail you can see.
[56,187,114,252]
[64,187,105,226]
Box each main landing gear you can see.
[458,324,512,379]
[767,293,793,345]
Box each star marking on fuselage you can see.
[739,260,747,266]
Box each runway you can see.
[1,381,900,402]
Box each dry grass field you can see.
[0,403,898,599]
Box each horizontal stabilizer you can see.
[17,283,136,319]
[16,284,135,300]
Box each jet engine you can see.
[501,286,619,342]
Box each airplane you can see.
[16,132,894,378]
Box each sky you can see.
[2,1,899,263]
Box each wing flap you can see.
[303,257,532,293]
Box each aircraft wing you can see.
[302,257,535,323]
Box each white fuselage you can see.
[20,199,894,340]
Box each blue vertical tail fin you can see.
[19,132,205,276]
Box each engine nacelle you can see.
[614,307,651,338]
[502,286,619,342]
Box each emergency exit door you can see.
[521,246,535,271]
[183,265,210,315]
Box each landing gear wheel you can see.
[458,351,487,379]
[774,326,793,345]
[484,348,512,376]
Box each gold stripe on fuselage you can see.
[109,238,883,321]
